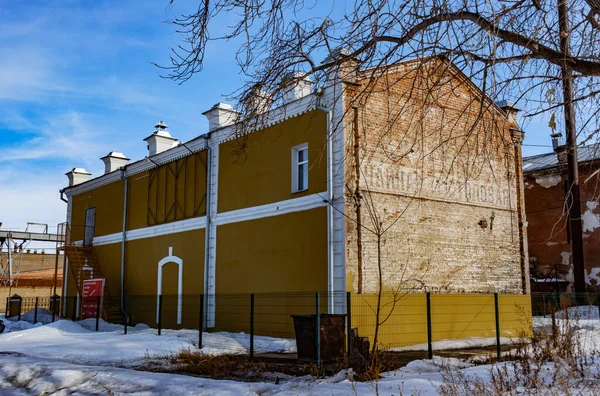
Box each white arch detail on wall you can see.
[156,247,183,324]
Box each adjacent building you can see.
[524,140,600,292]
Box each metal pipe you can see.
[59,189,68,203]
[316,292,321,367]
[202,134,212,328]
[120,166,129,309]
[199,294,204,348]
[7,236,12,291]
[317,105,335,313]
[250,293,255,360]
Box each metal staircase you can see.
[58,223,125,324]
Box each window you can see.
[292,143,309,193]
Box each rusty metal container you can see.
[291,314,346,361]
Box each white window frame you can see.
[292,143,309,193]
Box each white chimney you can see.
[66,168,91,187]
[100,152,129,174]
[496,100,520,125]
[144,121,178,156]
[281,72,313,104]
[202,103,239,132]
[321,47,359,83]
[244,88,273,115]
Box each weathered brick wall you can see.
[343,59,525,294]
[525,161,600,290]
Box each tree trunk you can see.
[353,106,364,294]
[558,0,586,293]
[371,233,383,356]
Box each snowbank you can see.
[550,305,600,320]
[2,319,41,334]
[0,318,297,366]
[15,308,58,325]
[0,320,193,365]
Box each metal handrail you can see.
[57,222,122,321]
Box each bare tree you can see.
[160,0,600,295]
[158,0,600,363]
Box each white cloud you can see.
[0,167,66,231]
[0,112,105,166]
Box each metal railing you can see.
[1,291,552,366]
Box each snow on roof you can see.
[106,151,127,158]
[70,167,91,175]
[523,143,600,173]
[531,277,568,283]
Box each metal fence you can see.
[2,291,546,364]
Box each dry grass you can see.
[438,299,600,395]
[135,347,417,384]
[137,349,353,382]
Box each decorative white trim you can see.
[157,247,183,324]
[205,140,219,327]
[215,193,328,226]
[326,78,348,314]
[63,91,325,198]
[323,106,335,315]
[92,216,208,246]
[82,192,329,248]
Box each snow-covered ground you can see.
[0,307,598,394]
[0,312,296,366]
[0,352,482,395]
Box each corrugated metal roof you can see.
[523,143,600,172]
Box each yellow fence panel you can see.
[350,293,533,350]
[498,294,533,338]
[351,294,428,349]
[430,294,496,341]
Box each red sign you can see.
[81,278,105,319]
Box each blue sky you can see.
[0,0,553,232]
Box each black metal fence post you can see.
[95,296,101,332]
[494,293,501,360]
[17,298,21,322]
[4,297,8,317]
[426,292,433,360]
[124,296,129,335]
[346,291,352,358]
[52,296,57,323]
[33,297,39,323]
[250,293,255,360]
[158,295,163,336]
[316,292,321,367]
[199,294,204,349]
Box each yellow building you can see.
[60,57,529,333]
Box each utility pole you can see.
[558,0,586,293]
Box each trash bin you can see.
[291,314,346,361]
